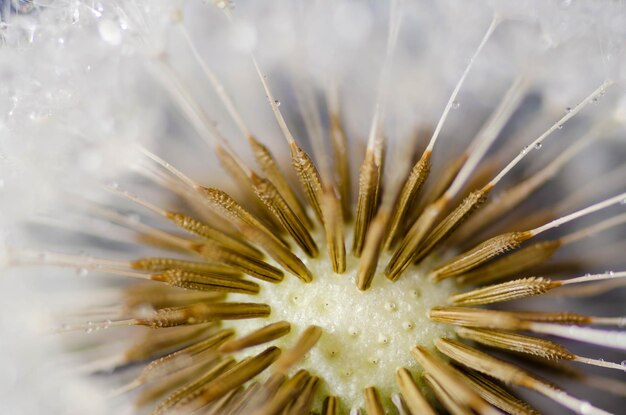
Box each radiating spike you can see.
[455,327,575,360]
[250,55,326,226]
[461,370,539,415]
[253,370,310,415]
[322,396,340,415]
[384,151,432,250]
[104,184,260,257]
[395,368,436,415]
[274,325,322,374]
[429,231,533,281]
[456,240,561,285]
[424,373,471,415]
[413,186,493,263]
[456,327,626,372]
[250,172,319,257]
[248,136,313,229]
[223,382,262,415]
[436,338,612,415]
[152,358,235,415]
[284,376,320,415]
[241,222,314,282]
[214,144,284,234]
[151,269,260,295]
[242,373,287,415]
[123,325,216,363]
[130,330,234,388]
[165,211,262,259]
[123,284,224,310]
[453,118,613,244]
[177,20,311,231]
[82,203,198,253]
[429,306,593,331]
[137,302,271,329]
[290,141,325,224]
[192,241,284,283]
[353,149,382,257]
[327,84,352,221]
[130,257,241,277]
[357,208,389,290]
[436,191,626,281]
[219,321,291,353]
[197,187,312,281]
[183,346,282,412]
[449,277,561,306]
[322,186,346,273]
[412,346,497,415]
[175,19,313,231]
[206,387,243,415]
[364,386,385,415]
[422,153,467,210]
[385,198,446,281]
[196,186,289,249]
[135,359,219,408]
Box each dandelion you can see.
[1,0,626,414]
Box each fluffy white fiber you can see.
[0,0,625,413]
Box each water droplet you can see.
[620,198,626,205]
[557,124,563,130]
[76,268,89,277]
[520,146,529,155]
[621,360,626,367]
[452,100,460,109]
[565,107,572,113]
[99,19,122,45]
[534,142,543,150]
[274,100,281,107]
[591,97,598,104]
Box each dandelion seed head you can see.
[225,228,455,405]
[1,0,626,414]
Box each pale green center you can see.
[225,228,456,409]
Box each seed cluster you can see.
[10,2,626,415]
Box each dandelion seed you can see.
[3,1,626,414]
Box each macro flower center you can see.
[225,228,456,407]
